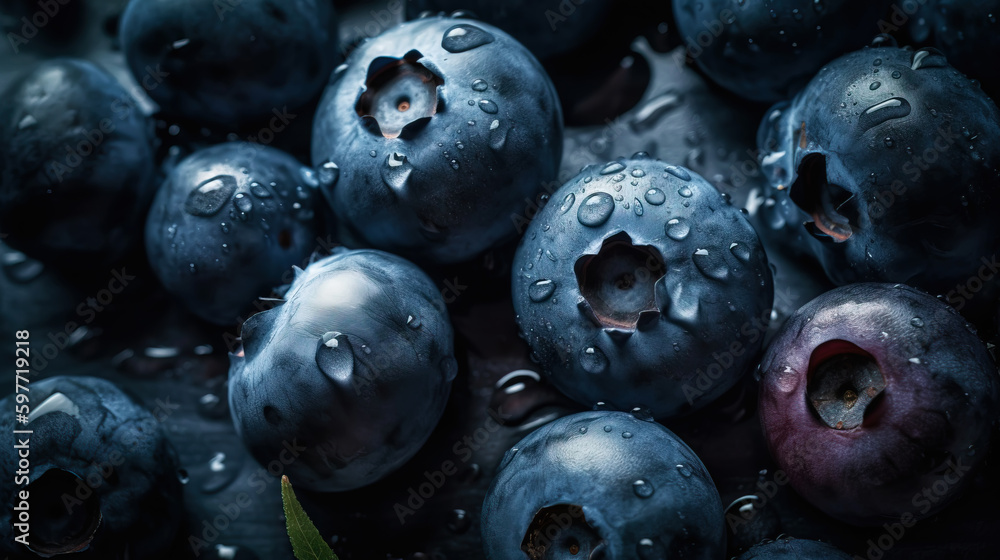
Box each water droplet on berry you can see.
[528,279,556,302]
[633,479,655,498]
[666,218,690,240]
[644,188,666,205]
[578,193,615,227]
[580,346,609,373]
[665,165,691,181]
[186,175,237,217]
[441,24,495,53]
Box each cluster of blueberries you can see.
[1,0,1000,559]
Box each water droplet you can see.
[911,317,924,328]
[479,99,499,114]
[666,218,690,240]
[633,479,655,498]
[603,425,613,432]
[2,250,44,283]
[693,248,728,280]
[17,114,37,129]
[631,169,645,178]
[579,427,588,434]
[892,71,901,79]
[185,175,237,217]
[664,165,691,181]
[870,81,881,91]
[858,98,911,132]
[644,188,666,205]
[447,509,471,534]
[676,464,692,477]
[909,357,921,364]
[678,186,693,198]
[580,346,609,373]
[318,160,340,187]
[633,198,644,216]
[578,193,615,227]
[884,137,894,148]
[300,167,319,188]
[636,538,667,560]
[730,242,751,262]
[442,24,495,53]
[250,182,272,198]
[233,193,253,213]
[471,79,488,91]
[911,47,948,70]
[622,431,633,439]
[601,162,626,175]
[489,120,509,151]
[559,193,576,213]
[873,58,882,66]
[382,152,413,191]
[631,91,681,131]
[528,279,556,302]
[407,315,421,329]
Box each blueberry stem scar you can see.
[806,348,886,430]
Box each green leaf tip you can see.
[281,475,338,560]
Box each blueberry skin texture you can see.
[513,156,773,419]
[757,46,1000,316]
[759,283,1000,526]
[312,16,563,264]
[912,0,1000,101]
[0,58,156,269]
[736,537,853,559]
[673,0,893,103]
[228,249,457,492]
[120,0,339,128]
[145,142,320,325]
[0,376,182,559]
[481,410,725,559]
[406,0,614,60]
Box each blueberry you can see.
[0,58,157,270]
[145,142,321,325]
[119,0,339,128]
[228,248,457,492]
[736,537,853,559]
[759,283,1000,525]
[311,15,563,264]
[513,156,773,419]
[481,410,725,559]
[673,0,894,103]
[911,0,1000,101]
[757,45,1000,319]
[406,0,614,60]
[0,376,183,559]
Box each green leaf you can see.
[281,475,338,560]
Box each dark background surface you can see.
[1,1,999,559]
